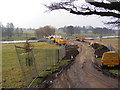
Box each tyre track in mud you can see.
[52,41,118,88]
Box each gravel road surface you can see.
[52,41,118,88]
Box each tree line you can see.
[0,23,56,40]
[58,25,116,36]
[0,22,23,39]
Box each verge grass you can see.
[31,59,71,87]
[93,37,119,49]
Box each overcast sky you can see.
[0,0,116,29]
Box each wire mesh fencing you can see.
[15,45,39,87]
[11,45,66,88]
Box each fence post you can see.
[55,49,57,64]
[15,45,29,87]
[31,50,39,76]
[63,46,66,57]
[53,49,56,66]
[44,49,47,70]
[57,49,59,62]
[50,49,52,67]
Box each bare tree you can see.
[65,26,74,36]
[14,27,23,37]
[35,26,55,39]
[45,0,120,18]
[105,19,120,27]
[6,23,14,39]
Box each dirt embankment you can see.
[52,41,118,88]
[91,43,110,58]
[63,45,79,59]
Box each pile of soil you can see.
[63,45,79,59]
[92,43,110,58]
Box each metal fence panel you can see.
[14,45,66,87]
[15,46,38,87]
[34,49,45,74]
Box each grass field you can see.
[87,37,119,52]
[102,38,118,47]
[93,37,119,50]
[55,30,117,38]
[2,30,36,41]
[2,42,61,88]
[101,38,119,48]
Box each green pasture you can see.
[55,30,116,38]
[56,32,100,38]
[2,42,61,88]
[93,37,119,49]
[2,30,35,41]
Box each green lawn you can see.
[93,37,119,50]
[2,30,36,41]
[55,30,116,39]
[2,42,61,88]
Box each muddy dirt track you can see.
[52,41,118,88]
